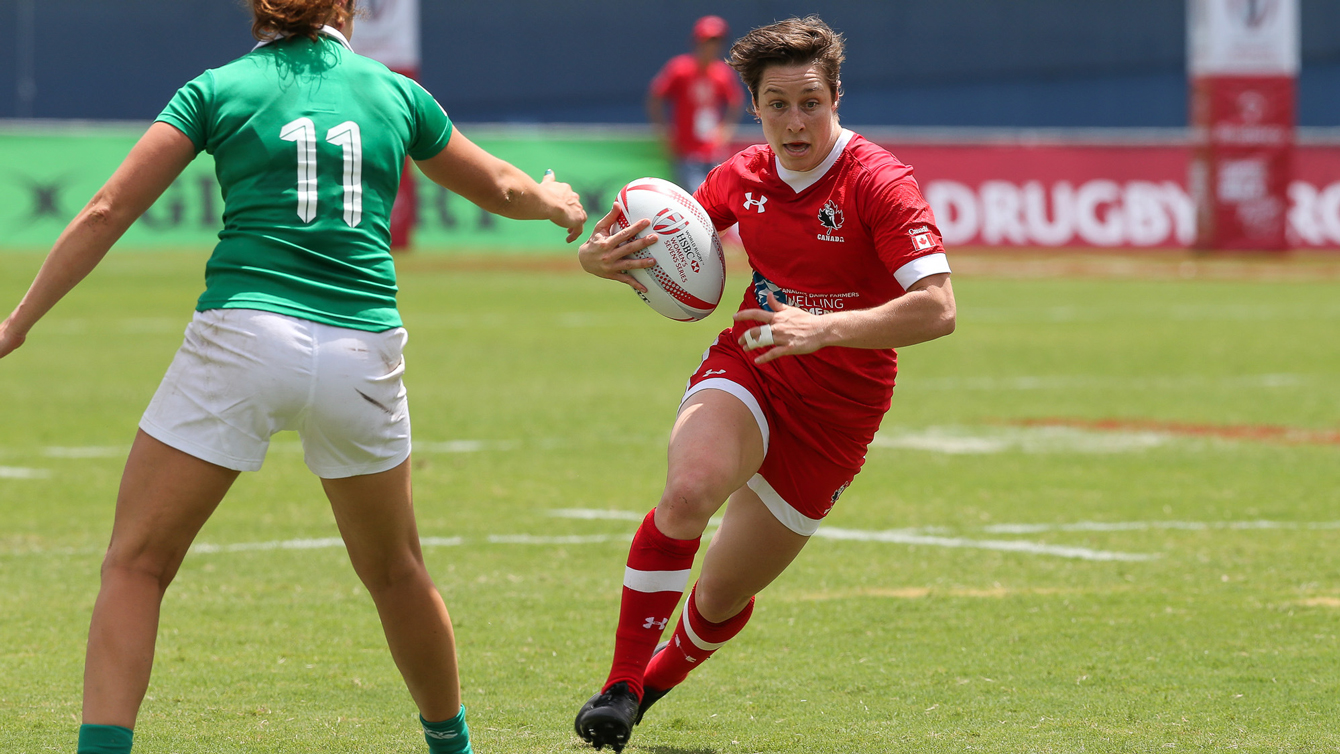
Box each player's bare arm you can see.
[719,98,744,146]
[645,93,669,139]
[576,203,659,293]
[415,128,587,242]
[0,122,195,360]
[735,273,955,364]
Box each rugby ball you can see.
[613,177,725,322]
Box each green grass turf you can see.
[1,250,1338,753]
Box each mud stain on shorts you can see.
[355,390,394,415]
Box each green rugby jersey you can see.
[156,27,452,331]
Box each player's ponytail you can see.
[251,0,357,42]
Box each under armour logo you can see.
[643,617,669,630]
[704,369,726,376]
[672,634,699,662]
[743,192,768,213]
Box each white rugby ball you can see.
[613,177,725,322]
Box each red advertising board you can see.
[845,136,1340,250]
[1190,76,1294,251]
[883,140,1193,249]
[1290,144,1340,247]
[1187,0,1299,251]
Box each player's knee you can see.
[350,550,428,596]
[658,470,729,532]
[100,545,183,592]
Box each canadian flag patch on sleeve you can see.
[909,226,936,251]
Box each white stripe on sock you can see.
[623,567,692,593]
[681,607,729,651]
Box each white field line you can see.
[983,520,1340,534]
[416,440,518,453]
[870,426,1171,455]
[7,418,1297,468]
[549,509,645,521]
[44,446,128,459]
[186,533,616,554]
[550,511,1157,561]
[904,373,1307,391]
[187,536,464,554]
[266,440,522,455]
[0,439,527,468]
[0,467,51,479]
[0,421,1210,464]
[549,509,725,526]
[5,515,1336,560]
[965,304,1340,324]
[814,527,1157,562]
[190,537,348,554]
[487,534,629,545]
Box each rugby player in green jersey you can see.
[0,2,588,753]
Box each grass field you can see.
[1,249,1338,753]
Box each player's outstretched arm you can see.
[0,123,196,360]
[735,274,956,365]
[415,129,587,242]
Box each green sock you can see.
[421,706,471,754]
[77,724,133,754]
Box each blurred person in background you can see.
[575,15,955,752]
[647,14,745,192]
[0,1,584,753]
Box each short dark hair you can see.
[728,15,845,105]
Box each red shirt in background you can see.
[649,54,743,162]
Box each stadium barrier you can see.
[0,122,668,252]
[3,121,1339,252]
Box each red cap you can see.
[693,15,729,41]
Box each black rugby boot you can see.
[574,681,640,752]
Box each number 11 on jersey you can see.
[279,117,364,228]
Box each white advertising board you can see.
[1189,0,1299,76]
[352,0,420,71]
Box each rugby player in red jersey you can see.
[647,15,744,192]
[574,15,956,752]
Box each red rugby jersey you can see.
[694,129,949,429]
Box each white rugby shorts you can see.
[140,308,411,478]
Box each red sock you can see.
[643,582,755,692]
[604,509,700,699]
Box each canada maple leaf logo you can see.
[818,200,844,231]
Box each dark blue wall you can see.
[3,0,1339,127]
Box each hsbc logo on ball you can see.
[652,208,690,236]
